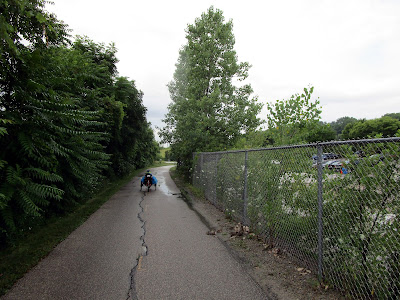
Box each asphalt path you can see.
[134,166,267,300]
[2,176,144,300]
[3,165,268,300]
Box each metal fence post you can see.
[189,138,400,298]
[243,151,249,226]
[200,153,204,192]
[192,152,196,186]
[317,144,324,282]
[213,153,219,206]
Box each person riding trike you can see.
[141,170,157,192]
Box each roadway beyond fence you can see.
[193,137,400,299]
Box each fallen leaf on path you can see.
[272,248,282,255]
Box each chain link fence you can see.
[193,137,400,299]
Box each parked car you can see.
[312,154,328,161]
[327,160,350,171]
[327,161,343,171]
[322,160,338,168]
[311,159,335,168]
[311,153,340,161]
[312,159,350,171]
[323,152,340,159]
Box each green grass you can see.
[169,167,204,199]
[149,160,172,168]
[0,162,169,296]
[159,147,171,159]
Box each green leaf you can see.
[36,13,47,24]
[0,127,7,136]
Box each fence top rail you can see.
[317,136,400,146]
[193,137,400,156]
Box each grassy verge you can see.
[0,162,170,296]
[169,167,204,199]
[159,147,171,160]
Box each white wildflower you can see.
[385,214,396,225]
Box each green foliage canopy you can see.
[161,6,262,176]
[342,116,400,139]
[383,112,400,121]
[0,0,157,244]
[329,116,358,137]
[266,86,322,145]
[304,122,336,143]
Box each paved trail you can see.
[3,166,268,300]
[2,176,144,300]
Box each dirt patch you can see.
[172,173,345,300]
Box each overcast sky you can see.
[46,0,400,139]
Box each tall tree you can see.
[161,6,262,176]
[0,1,157,244]
[113,77,158,174]
[0,0,71,238]
[0,0,68,105]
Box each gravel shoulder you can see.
[171,171,345,300]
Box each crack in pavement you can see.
[127,190,148,300]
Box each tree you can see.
[304,122,336,143]
[160,6,262,177]
[0,1,157,244]
[113,77,157,174]
[164,150,170,161]
[266,86,322,145]
[0,0,68,113]
[70,38,157,176]
[329,116,358,138]
[342,116,400,139]
[0,0,71,239]
[383,112,400,121]
[231,129,284,149]
[0,42,114,234]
